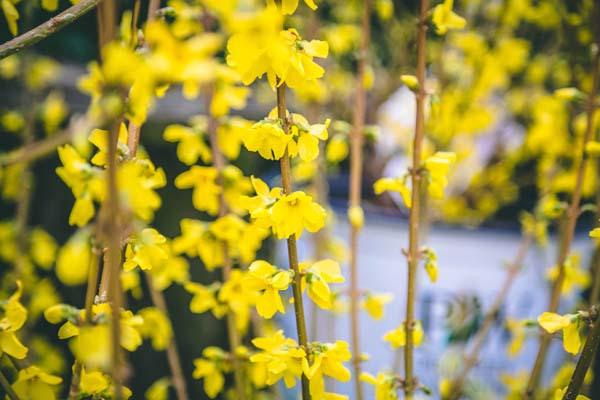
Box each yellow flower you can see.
[79,368,109,395]
[184,282,226,318]
[250,330,306,388]
[506,319,526,357]
[373,177,411,208]
[425,151,456,199]
[326,134,349,164]
[145,377,171,400]
[217,117,251,160]
[1,0,19,35]
[244,260,292,319]
[432,0,466,35]
[280,0,318,15]
[55,144,104,227]
[546,254,590,295]
[227,8,328,89]
[138,307,172,351]
[192,347,230,399]
[383,321,424,348]
[123,228,168,271]
[175,166,221,215]
[118,159,166,223]
[40,91,68,135]
[29,228,57,270]
[0,282,28,359]
[554,387,589,400]
[163,124,212,165]
[271,191,327,239]
[500,370,528,400]
[300,259,345,310]
[400,74,419,91]
[361,293,393,320]
[243,119,295,160]
[88,123,130,167]
[303,340,351,399]
[11,366,62,400]
[538,312,581,354]
[347,205,365,230]
[1,110,24,133]
[56,229,91,286]
[148,249,190,291]
[422,247,438,283]
[218,270,256,334]
[360,372,399,400]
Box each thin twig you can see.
[145,275,190,400]
[525,20,600,398]
[206,90,247,400]
[0,0,101,59]
[348,1,371,399]
[404,1,429,398]
[0,129,73,167]
[277,83,311,400]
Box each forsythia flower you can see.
[506,318,527,357]
[361,292,393,320]
[0,282,28,359]
[175,166,221,215]
[123,228,168,271]
[163,124,212,165]
[326,134,349,163]
[89,123,130,167]
[383,321,424,348]
[1,0,19,35]
[271,191,327,239]
[193,347,230,399]
[243,260,292,318]
[360,372,399,400]
[138,307,172,351]
[280,0,318,15]
[56,145,104,227]
[546,254,590,295]
[373,177,411,208]
[11,366,62,400]
[425,152,456,199]
[303,341,351,399]
[554,387,589,400]
[226,8,328,89]
[347,205,365,230]
[118,159,166,222]
[56,229,92,286]
[243,119,295,160]
[184,282,226,318]
[432,0,466,35]
[300,259,345,309]
[538,312,581,355]
[250,330,306,388]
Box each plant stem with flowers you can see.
[276,82,311,400]
[525,17,600,397]
[348,0,371,399]
[404,0,429,397]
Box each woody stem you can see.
[277,83,311,400]
[404,0,429,398]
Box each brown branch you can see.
[0,0,101,59]
[348,1,371,399]
[206,90,247,400]
[404,1,429,398]
[277,83,311,400]
[145,275,190,400]
[525,23,600,399]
